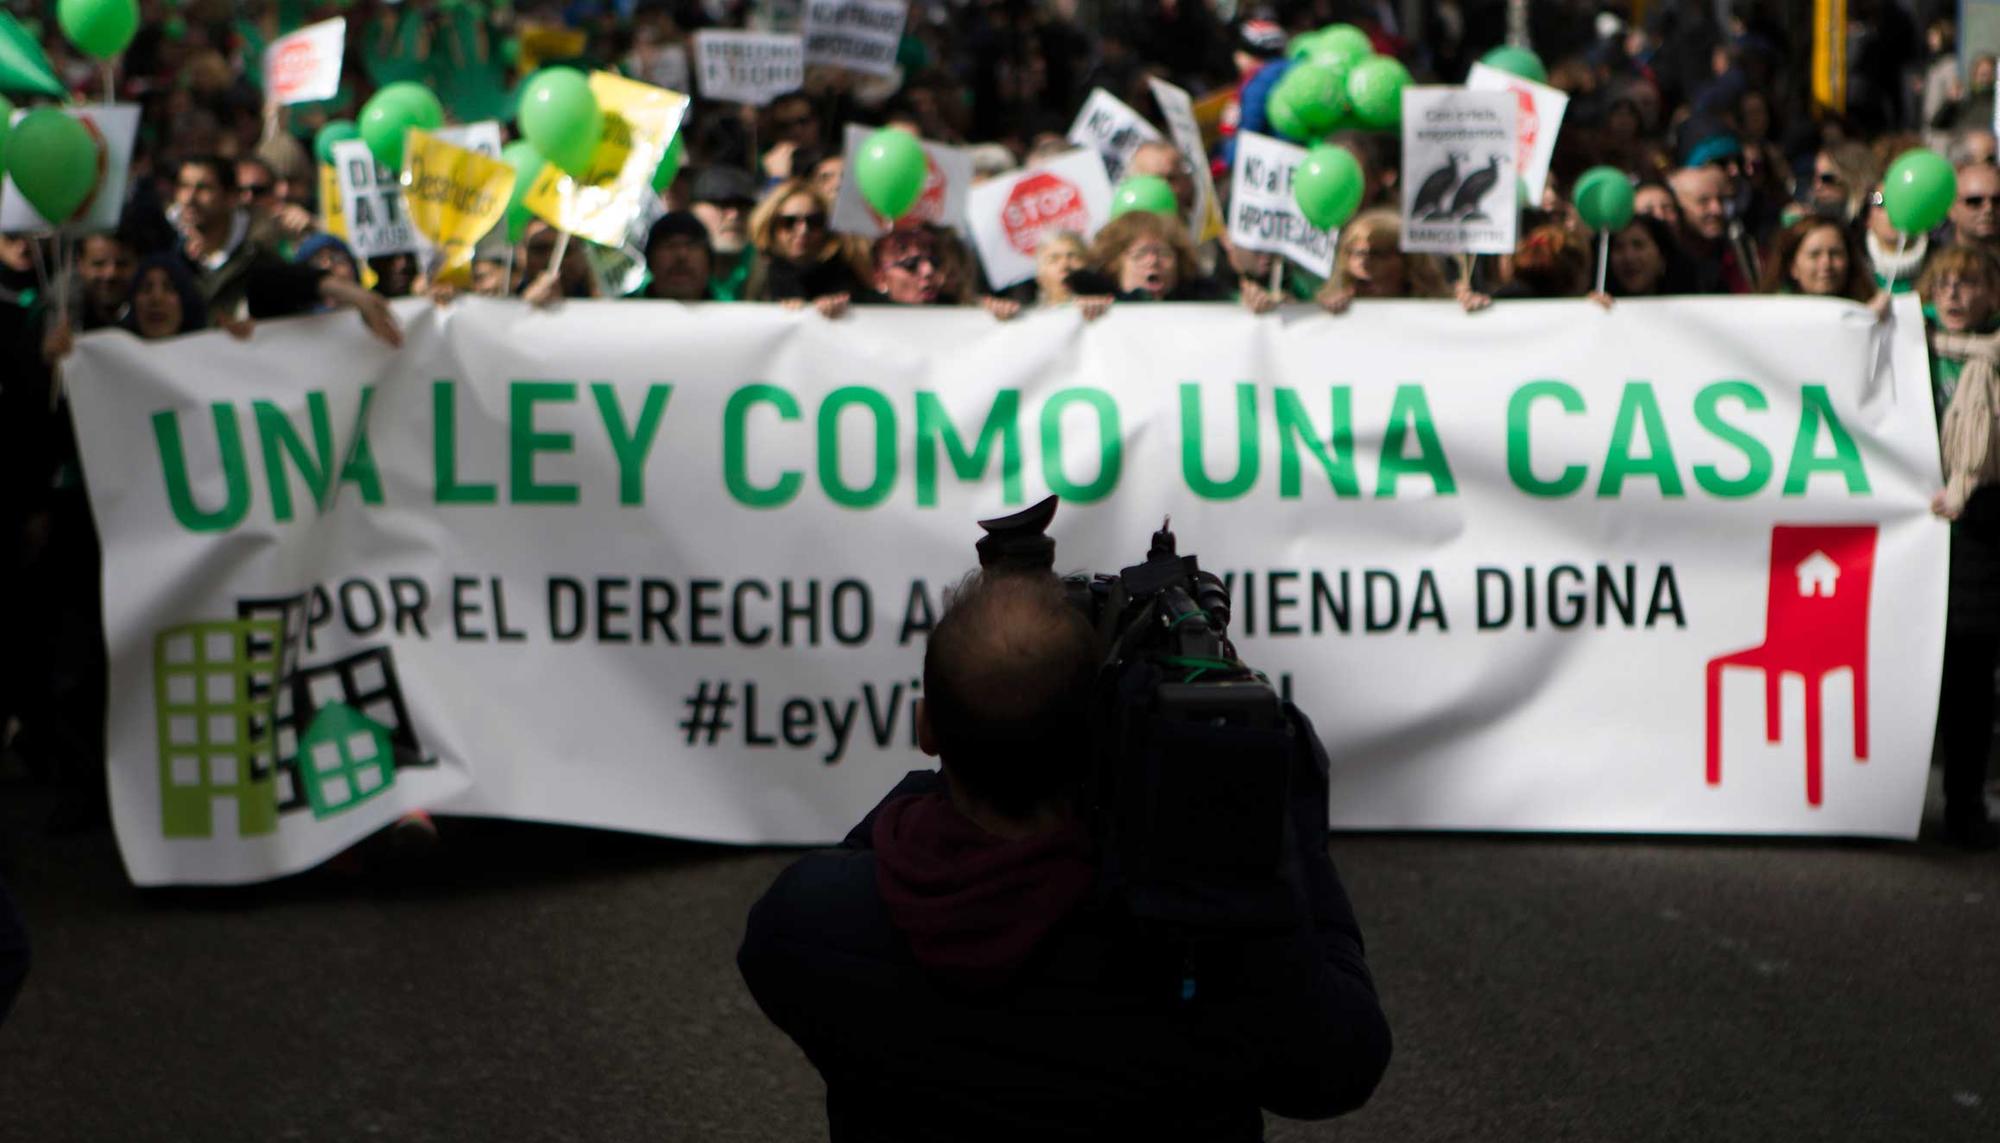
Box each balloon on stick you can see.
[8,108,104,224]
[520,67,603,181]
[1480,45,1548,84]
[854,127,929,220]
[1293,145,1364,231]
[359,82,445,171]
[1110,175,1179,218]
[651,131,686,194]
[1312,25,1374,67]
[1881,149,1956,235]
[57,0,138,59]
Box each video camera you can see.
[975,497,1326,930]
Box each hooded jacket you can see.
[738,766,1390,1143]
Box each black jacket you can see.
[738,760,1390,1142]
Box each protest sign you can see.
[264,18,346,106]
[67,296,1946,885]
[517,24,589,74]
[523,72,690,247]
[1465,62,1569,205]
[802,0,906,77]
[1066,88,1163,184]
[331,138,419,259]
[627,44,690,96]
[400,131,516,282]
[1400,87,1518,255]
[829,123,973,237]
[694,30,805,105]
[965,149,1114,289]
[1148,77,1225,243]
[1228,132,1335,278]
[435,121,505,159]
[0,104,140,234]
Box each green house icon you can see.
[297,702,398,820]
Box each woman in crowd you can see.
[124,256,211,339]
[1917,244,2000,849]
[1760,216,1876,302]
[745,180,864,306]
[518,220,599,305]
[1496,224,1593,300]
[1315,209,1471,313]
[1806,142,1881,223]
[1604,214,1696,298]
[863,226,952,307]
[1067,210,1210,307]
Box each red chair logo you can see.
[1704,525,1878,806]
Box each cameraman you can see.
[738,570,1390,1140]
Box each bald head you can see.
[1671,166,1729,240]
[921,572,1100,818]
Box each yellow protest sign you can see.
[317,163,376,288]
[523,72,689,248]
[399,130,515,283]
[518,24,590,76]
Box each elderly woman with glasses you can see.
[746,179,867,313]
[1057,211,1216,317]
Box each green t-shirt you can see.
[709,247,755,302]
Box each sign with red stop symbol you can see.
[966,150,1115,290]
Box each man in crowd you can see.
[70,232,137,331]
[1947,160,2000,259]
[644,212,718,301]
[739,569,1390,1139]
[169,154,283,315]
[1670,163,1752,293]
[690,167,759,301]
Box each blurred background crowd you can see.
[2,0,1999,847]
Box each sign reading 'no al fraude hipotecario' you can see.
[67,298,1945,885]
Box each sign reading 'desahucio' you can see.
[68,298,1946,885]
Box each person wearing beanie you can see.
[645,211,720,301]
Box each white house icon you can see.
[1796,551,1841,597]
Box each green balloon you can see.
[1571,165,1635,231]
[359,82,444,171]
[9,108,102,223]
[1294,144,1364,231]
[1111,175,1179,218]
[56,0,137,61]
[1480,45,1548,85]
[501,139,546,245]
[1347,56,1412,131]
[0,12,66,97]
[314,119,360,166]
[1883,148,1956,235]
[1313,25,1374,67]
[1281,60,1352,136]
[1286,33,1322,62]
[1264,85,1311,142]
[519,67,603,180]
[651,131,685,194]
[855,127,928,220]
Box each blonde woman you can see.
[745,179,866,311]
[1315,209,1487,313]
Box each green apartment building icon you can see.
[154,620,399,839]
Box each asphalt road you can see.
[1,777,1995,1143]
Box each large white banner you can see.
[68,298,1945,885]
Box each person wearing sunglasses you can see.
[1861,184,1927,294]
[745,180,864,313]
[1945,160,2000,256]
[863,226,955,307]
[1806,143,1880,224]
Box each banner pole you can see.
[1596,229,1609,295]
[1268,255,1283,295]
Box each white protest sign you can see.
[0,104,141,234]
[802,0,906,77]
[1400,87,1518,256]
[331,139,419,259]
[965,149,1114,290]
[694,30,805,104]
[264,18,346,106]
[628,44,691,96]
[1066,88,1163,184]
[1465,62,1569,205]
[435,121,504,158]
[1228,132,1334,278]
[1147,76,1225,243]
[830,123,974,238]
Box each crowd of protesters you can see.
[0,0,1997,849]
